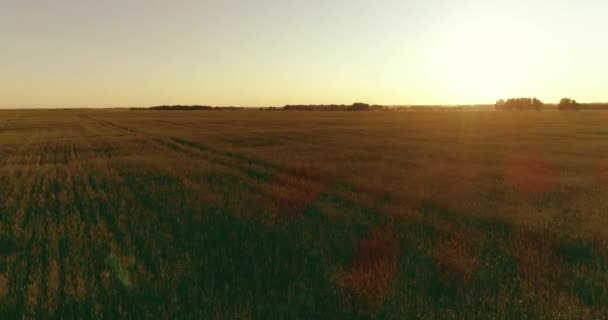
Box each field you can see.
[1,109,608,318]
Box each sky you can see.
[1,0,606,108]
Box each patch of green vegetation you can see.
[108,253,132,288]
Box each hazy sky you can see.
[1,0,606,107]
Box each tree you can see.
[558,97,579,111]
[496,97,544,111]
[495,99,506,110]
[532,98,544,111]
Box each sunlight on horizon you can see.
[425,14,543,104]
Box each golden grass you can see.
[336,227,400,308]
[504,151,555,195]
[598,160,608,187]
[0,109,606,317]
[511,231,567,290]
[432,223,482,285]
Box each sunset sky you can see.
[1,0,606,108]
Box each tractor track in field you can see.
[76,113,328,185]
[0,116,139,315]
[84,114,332,199]
[78,113,283,183]
[74,113,380,254]
[72,114,217,278]
[75,112,374,221]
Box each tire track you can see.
[78,113,338,218]
[79,113,279,183]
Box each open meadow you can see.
[1,109,608,318]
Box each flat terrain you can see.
[1,109,608,318]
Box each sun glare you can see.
[430,48,520,103]
[425,18,539,104]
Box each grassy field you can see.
[0,109,607,318]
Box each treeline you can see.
[557,98,579,111]
[136,100,607,112]
[140,103,392,111]
[495,98,608,111]
[495,98,544,111]
[494,97,601,111]
[146,105,245,110]
[282,103,388,111]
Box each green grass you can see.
[0,109,607,318]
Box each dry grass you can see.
[336,227,400,308]
[504,151,555,195]
[598,160,608,187]
[432,224,482,285]
[0,109,606,317]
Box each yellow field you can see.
[0,109,607,318]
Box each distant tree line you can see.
[282,103,389,111]
[282,104,348,111]
[558,98,580,111]
[148,105,245,110]
[495,98,544,111]
[135,99,606,112]
[494,97,596,112]
[140,104,498,112]
[142,103,388,111]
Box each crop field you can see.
[0,109,608,318]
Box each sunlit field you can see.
[1,109,608,318]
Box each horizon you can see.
[4,100,608,110]
[1,0,607,108]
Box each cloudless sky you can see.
[1,0,606,108]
